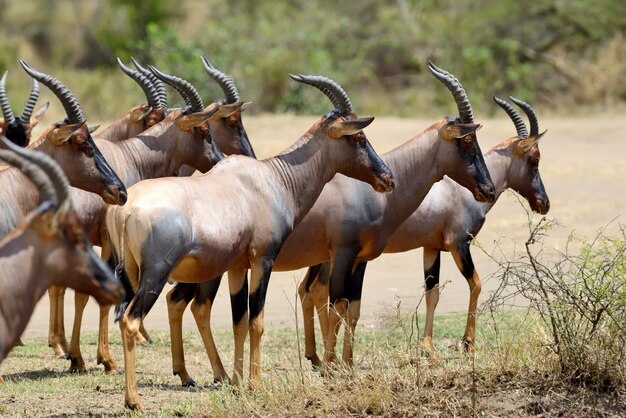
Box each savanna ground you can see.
[1,114,625,416]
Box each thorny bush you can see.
[485,207,626,391]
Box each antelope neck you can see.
[96,121,182,183]
[481,144,516,210]
[264,131,336,226]
[381,128,445,228]
[0,232,51,359]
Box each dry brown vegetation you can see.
[1,307,624,416]
[3,219,625,415]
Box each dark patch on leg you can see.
[328,248,361,305]
[194,276,223,305]
[457,240,475,280]
[249,257,277,323]
[170,283,198,305]
[304,264,323,293]
[230,272,248,325]
[424,250,441,291]
[345,262,367,302]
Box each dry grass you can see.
[1,308,624,416]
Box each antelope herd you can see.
[0,57,549,411]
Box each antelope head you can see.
[493,96,550,214]
[118,58,167,129]
[150,65,227,173]
[20,61,127,205]
[427,61,495,203]
[0,70,49,147]
[290,74,394,193]
[201,57,256,158]
[0,136,123,305]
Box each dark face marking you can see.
[4,121,29,147]
[77,131,127,205]
[452,132,495,204]
[508,144,550,214]
[343,130,395,193]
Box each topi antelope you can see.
[380,96,549,355]
[106,74,394,411]
[0,62,127,244]
[46,66,233,368]
[165,62,496,380]
[15,61,127,205]
[91,58,168,142]
[0,71,49,146]
[51,60,256,368]
[300,96,549,362]
[0,137,123,379]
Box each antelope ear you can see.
[328,116,375,139]
[211,101,244,119]
[516,130,547,153]
[88,124,100,134]
[47,122,84,145]
[240,101,253,112]
[130,105,153,123]
[178,106,220,131]
[51,200,78,241]
[32,202,58,238]
[31,102,50,125]
[442,123,482,140]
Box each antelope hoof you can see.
[125,401,144,412]
[248,379,262,392]
[97,355,120,374]
[213,374,230,385]
[183,379,196,388]
[462,338,476,355]
[57,353,69,360]
[306,355,322,369]
[68,357,86,374]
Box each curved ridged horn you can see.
[117,58,161,110]
[427,61,474,124]
[20,78,40,124]
[0,71,16,124]
[0,135,68,204]
[493,96,528,139]
[201,57,239,103]
[149,66,204,112]
[289,74,353,115]
[19,60,85,125]
[131,58,168,109]
[0,136,61,205]
[510,96,538,137]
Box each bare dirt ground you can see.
[19,114,626,338]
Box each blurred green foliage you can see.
[1,0,625,119]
